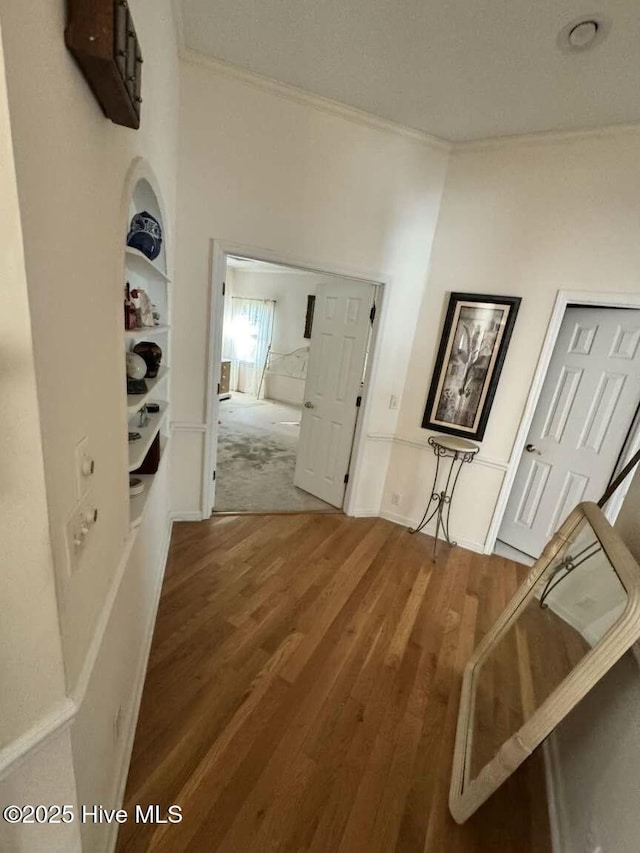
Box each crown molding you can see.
[179,48,451,152]
[177,42,640,153]
[455,121,640,153]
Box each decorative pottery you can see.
[127,210,162,260]
[133,341,163,378]
[126,351,147,380]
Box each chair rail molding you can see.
[172,421,208,432]
[0,699,76,781]
[366,431,509,472]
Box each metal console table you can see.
[409,435,479,560]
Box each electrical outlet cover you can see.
[64,493,98,577]
[64,505,83,576]
[74,435,93,500]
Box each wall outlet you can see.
[74,436,95,500]
[389,394,399,410]
[390,492,400,506]
[64,495,98,575]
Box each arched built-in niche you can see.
[122,165,172,528]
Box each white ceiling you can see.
[178,0,640,141]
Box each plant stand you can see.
[409,435,480,560]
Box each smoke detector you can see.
[557,15,611,53]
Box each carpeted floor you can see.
[214,394,336,512]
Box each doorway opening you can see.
[493,301,640,564]
[207,251,379,515]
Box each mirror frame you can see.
[449,501,640,823]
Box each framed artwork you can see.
[422,292,521,441]
[304,294,316,339]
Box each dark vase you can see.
[133,341,162,378]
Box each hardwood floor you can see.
[116,514,552,853]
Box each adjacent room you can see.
[3,2,640,853]
[215,257,350,513]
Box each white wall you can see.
[172,55,450,517]
[0,14,79,850]
[0,17,67,753]
[0,1,179,848]
[384,129,640,552]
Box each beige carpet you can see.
[214,394,337,513]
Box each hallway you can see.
[117,514,551,853]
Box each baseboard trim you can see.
[171,510,205,521]
[106,518,173,853]
[0,698,76,781]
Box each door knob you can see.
[304,401,315,409]
[526,444,542,455]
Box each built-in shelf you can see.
[125,246,170,283]
[128,402,169,471]
[124,324,170,339]
[126,367,169,415]
[125,186,171,533]
[129,437,169,529]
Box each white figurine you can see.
[131,287,156,328]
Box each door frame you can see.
[485,289,640,554]
[202,239,387,518]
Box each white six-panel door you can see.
[499,307,640,558]
[294,279,375,508]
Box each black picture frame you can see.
[421,292,521,441]
[304,294,316,339]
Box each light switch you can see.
[64,494,99,576]
[75,436,95,500]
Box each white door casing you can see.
[207,262,227,513]
[294,279,375,508]
[499,306,640,558]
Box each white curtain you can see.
[228,298,275,397]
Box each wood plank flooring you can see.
[116,514,552,853]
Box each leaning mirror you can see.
[450,501,640,822]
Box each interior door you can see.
[499,307,640,558]
[294,279,375,507]
[208,265,227,514]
